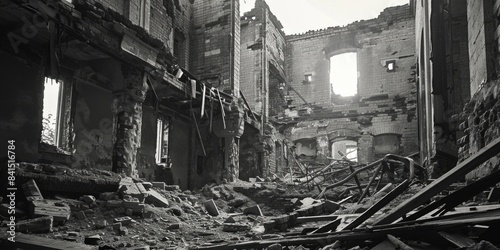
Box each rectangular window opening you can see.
[41,77,64,147]
[330,52,358,97]
[155,118,170,164]
[304,74,313,84]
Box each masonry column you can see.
[214,103,245,182]
[112,64,148,177]
[316,135,330,164]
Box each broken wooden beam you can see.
[295,214,339,224]
[342,179,410,231]
[403,169,500,221]
[437,231,476,248]
[374,137,500,225]
[308,218,341,234]
[387,234,414,250]
[190,109,206,156]
[192,211,500,249]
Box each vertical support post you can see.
[112,65,148,177]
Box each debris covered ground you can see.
[1,159,500,250]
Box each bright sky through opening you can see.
[331,53,357,97]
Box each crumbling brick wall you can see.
[240,0,286,116]
[277,4,418,166]
[190,0,240,96]
[454,0,500,180]
[467,0,496,94]
[285,5,414,105]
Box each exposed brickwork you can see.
[240,0,286,115]
[190,0,240,96]
[285,5,414,105]
[276,4,417,167]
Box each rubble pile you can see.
[1,159,500,250]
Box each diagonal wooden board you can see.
[373,136,500,225]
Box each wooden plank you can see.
[201,84,206,118]
[190,109,206,156]
[308,218,341,234]
[193,213,500,250]
[403,169,500,221]
[296,215,339,224]
[374,137,500,225]
[342,180,410,231]
[387,234,414,250]
[216,89,226,129]
[488,187,500,202]
[0,232,96,249]
[437,232,476,248]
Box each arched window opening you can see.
[331,140,358,162]
[373,133,401,156]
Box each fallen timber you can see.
[192,208,500,249]
[374,136,500,225]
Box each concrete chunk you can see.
[204,199,220,216]
[30,199,70,223]
[145,189,170,207]
[17,216,53,233]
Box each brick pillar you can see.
[224,137,239,182]
[214,104,245,182]
[316,135,330,164]
[112,65,148,177]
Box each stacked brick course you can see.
[277,4,418,167]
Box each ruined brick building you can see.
[0,0,246,190]
[275,4,419,169]
[416,0,500,179]
[2,0,453,190]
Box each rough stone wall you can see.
[278,5,417,166]
[190,0,240,96]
